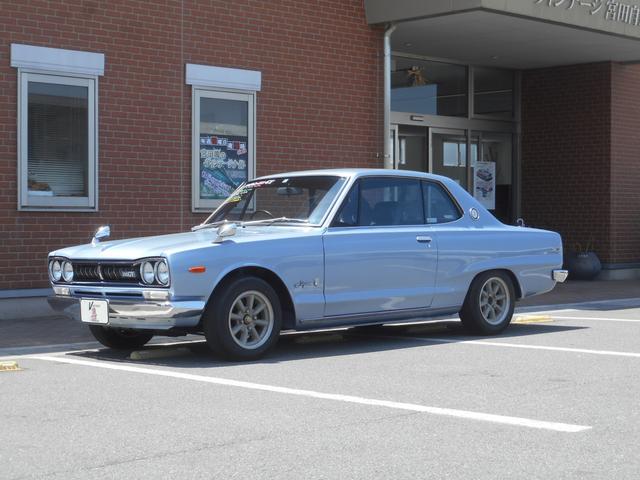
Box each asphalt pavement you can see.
[2,283,640,479]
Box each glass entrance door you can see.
[392,125,515,224]
[471,131,513,223]
[430,128,478,190]
[395,125,427,172]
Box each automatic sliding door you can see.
[430,128,477,189]
[396,125,427,172]
[471,131,513,223]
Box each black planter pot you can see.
[563,251,602,281]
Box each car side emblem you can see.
[469,208,480,220]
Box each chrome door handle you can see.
[416,236,432,243]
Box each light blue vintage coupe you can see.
[48,169,567,360]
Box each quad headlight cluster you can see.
[48,257,170,287]
[48,259,74,283]
[140,259,170,286]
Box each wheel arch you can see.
[468,268,523,300]
[204,266,297,330]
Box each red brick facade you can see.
[611,63,640,264]
[521,63,614,263]
[522,62,640,269]
[0,0,383,290]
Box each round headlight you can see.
[155,260,169,286]
[50,260,62,282]
[140,261,155,284]
[62,261,74,282]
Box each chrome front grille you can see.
[72,262,141,285]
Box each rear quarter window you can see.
[422,181,462,224]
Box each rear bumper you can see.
[47,295,205,330]
[552,269,569,283]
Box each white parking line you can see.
[33,355,590,433]
[551,315,640,323]
[393,336,640,359]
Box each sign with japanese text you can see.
[535,0,640,26]
[199,134,248,200]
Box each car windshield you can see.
[199,175,346,227]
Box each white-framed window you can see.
[18,72,97,210]
[187,64,260,212]
[12,44,104,211]
[192,89,255,211]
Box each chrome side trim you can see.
[298,306,460,330]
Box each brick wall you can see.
[521,63,613,262]
[611,63,640,264]
[0,0,383,290]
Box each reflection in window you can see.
[391,56,467,117]
[474,67,514,118]
[422,182,461,224]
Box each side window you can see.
[422,181,462,224]
[358,177,424,226]
[331,182,359,227]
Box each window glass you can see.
[473,67,514,119]
[28,82,88,197]
[358,177,424,226]
[207,176,344,225]
[332,182,359,227]
[391,57,468,117]
[19,73,96,210]
[194,90,254,211]
[422,181,461,224]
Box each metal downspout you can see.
[383,23,396,169]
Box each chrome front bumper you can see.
[552,269,569,283]
[47,295,205,330]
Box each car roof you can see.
[253,168,452,183]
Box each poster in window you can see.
[473,161,495,210]
[199,134,248,200]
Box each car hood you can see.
[50,226,319,261]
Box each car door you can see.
[322,176,438,317]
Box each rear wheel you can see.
[203,276,282,361]
[88,325,153,350]
[459,271,515,335]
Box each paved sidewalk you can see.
[517,279,640,308]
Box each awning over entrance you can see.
[365,0,640,69]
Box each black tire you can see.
[88,325,154,350]
[203,276,282,361]
[459,271,515,335]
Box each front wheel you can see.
[459,271,515,335]
[203,276,282,361]
[88,325,154,350]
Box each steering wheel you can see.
[250,209,274,220]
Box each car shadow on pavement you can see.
[66,320,586,369]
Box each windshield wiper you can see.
[241,217,309,226]
[191,220,229,231]
[192,217,308,231]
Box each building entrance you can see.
[393,124,515,224]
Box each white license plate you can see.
[80,299,109,324]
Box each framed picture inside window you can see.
[192,89,255,212]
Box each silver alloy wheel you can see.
[478,277,510,326]
[228,290,274,350]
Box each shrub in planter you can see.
[563,243,602,281]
